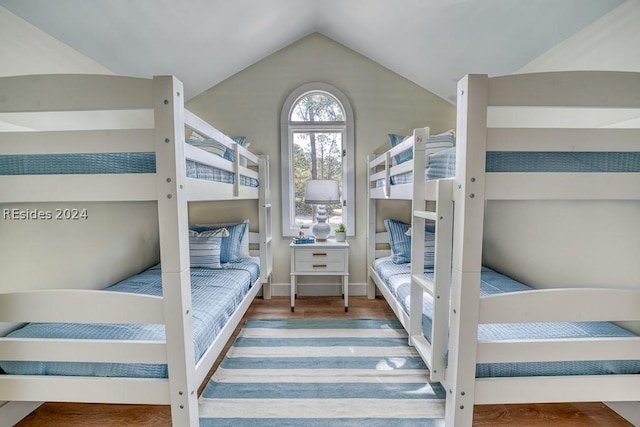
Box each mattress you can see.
[0,257,260,378]
[376,148,640,187]
[373,256,640,377]
[0,153,259,188]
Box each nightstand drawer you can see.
[294,248,346,272]
[294,258,345,272]
[294,248,345,262]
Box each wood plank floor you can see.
[15,296,633,426]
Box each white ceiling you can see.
[0,0,625,102]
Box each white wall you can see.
[483,1,640,334]
[0,7,160,303]
[186,33,456,286]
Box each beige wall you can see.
[187,33,455,286]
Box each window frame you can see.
[280,82,355,237]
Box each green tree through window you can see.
[281,84,354,237]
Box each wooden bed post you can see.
[153,75,199,426]
[367,154,377,299]
[445,74,488,427]
[259,154,273,298]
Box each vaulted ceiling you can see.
[0,0,624,101]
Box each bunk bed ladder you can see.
[408,127,454,382]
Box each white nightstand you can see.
[290,240,350,312]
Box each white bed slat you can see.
[0,129,155,155]
[412,274,434,295]
[0,74,154,113]
[369,266,411,330]
[0,290,164,323]
[487,71,640,108]
[485,172,640,200]
[474,375,640,405]
[0,338,167,364]
[477,337,640,364]
[0,174,157,203]
[184,109,235,150]
[410,334,434,367]
[185,177,259,201]
[478,288,640,324]
[0,376,170,404]
[487,128,640,152]
[195,277,263,385]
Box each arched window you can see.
[281,83,354,237]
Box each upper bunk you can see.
[0,74,263,204]
[368,71,640,204]
[459,70,640,203]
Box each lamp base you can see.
[311,219,331,242]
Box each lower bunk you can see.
[0,255,263,409]
[370,220,640,422]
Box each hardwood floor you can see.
[15,296,633,426]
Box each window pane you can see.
[290,92,344,122]
[293,131,343,228]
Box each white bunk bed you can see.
[446,71,640,426]
[368,71,640,426]
[367,127,455,382]
[0,74,273,426]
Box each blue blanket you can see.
[0,258,260,378]
[373,257,640,377]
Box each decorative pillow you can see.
[231,136,246,146]
[423,230,436,269]
[388,133,411,165]
[186,132,228,158]
[384,218,411,264]
[189,228,229,269]
[403,225,436,268]
[190,220,249,262]
[229,136,249,166]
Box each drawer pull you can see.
[312,264,327,268]
[312,252,327,257]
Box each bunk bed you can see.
[368,71,640,427]
[0,74,273,427]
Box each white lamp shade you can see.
[304,179,340,204]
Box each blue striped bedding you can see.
[376,148,640,187]
[0,258,260,378]
[373,256,640,377]
[0,154,259,188]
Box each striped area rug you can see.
[199,318,445,426]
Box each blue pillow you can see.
[423,230,436,269]
[189,228,228,268]
[384,219,411,264]
[222,136,247,162]
[388,133,411,165]
[190,221,248,263]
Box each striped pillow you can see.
[384,219,411,264]
[189,228,229,269]
[190,221,249,263]
[404,225,436,269]
[423,230,436,269]
[388,133,411,165]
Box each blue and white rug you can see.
[199,318,445,426]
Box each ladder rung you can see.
[414,210,437,221]
[412,274,434,295]
[410,334,433,366]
